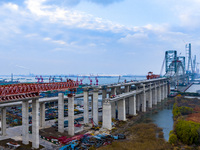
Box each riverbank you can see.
[169,95,200,149]
[97,99,175,150]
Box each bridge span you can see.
[0,77,170,149]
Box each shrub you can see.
[175,119,200,145]
[172,103,193,119]
[169,133,178,145]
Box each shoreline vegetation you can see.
[169,95,200,149]
[99,96,200,150]
[97,99,174,150]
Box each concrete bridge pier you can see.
[154,83,158,105]
[165,83,170,97]
[90,96,93,116]
[136,86,140,112]
[117,98,126,121]
[158,82,162,103]
[68,95,74,136]
[146,89,149,108]
[152,88,155,105]
[93,88,99,125]
[129,94,136,115]
[149,84,152,108]
[142,84,146,112]
[111,87,116,96]
[58,93,64,133]
[111,102,116,119]
[102,99,112,130]
[83,88,89,124]
[32,98,39,149]
[162,83,165,99]
[1,107,6,136]
[136,94,141,112]
[116,86,121,95]
[125,85,130,114]
[125,98,128,114]
[102,88,107,104]
[125,85,130,93]
[22,101,29,145]
[39,102,45,128]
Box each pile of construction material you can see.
[59,133,125,150]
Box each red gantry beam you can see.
[0,81,79,102]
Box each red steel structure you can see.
[0,81,79,101]
[146,71,160,80]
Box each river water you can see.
[138,100,174,141]
[150,102,173,141]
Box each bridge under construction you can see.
[0,44,198,149]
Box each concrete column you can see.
[58,93,64,133]
[32,99,39,149]
[149,84,152,108]
[1,107,6,136]
[146,89,149,109]
[163,82,166,98]
[22,101,29,144]
[91,96,93,116]
[39,102,45,128]
[116,86,121,95]
[102,89,107,102]
[165,82,168,98]
[160,84,163,100]
[126,98,129,114]
[102,99,112,130]
[117,99,126,121]
[154,83,157,105]
[93,88,99,125]
[162,82,165,100]
[68,96,74,136]
[136,86,140,111]
[136,94,140,111]
[83,89,89,124]
[129,95,136,115]
[152,88,155,105]
[111,102,116,119]
[125,85,130,93]
[158,82,161,102]
[111,87,116,96]
[142,84,146,112]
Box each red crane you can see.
[0,80,79,102]
[95,76,98,85]
[79,77,85,85]
[40,75,43,83]
[88,77,92,85]
[35,76,40,83]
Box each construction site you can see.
[0,43,199,150]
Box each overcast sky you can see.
[0,0,200,75]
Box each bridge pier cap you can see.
[83,87,90,92]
